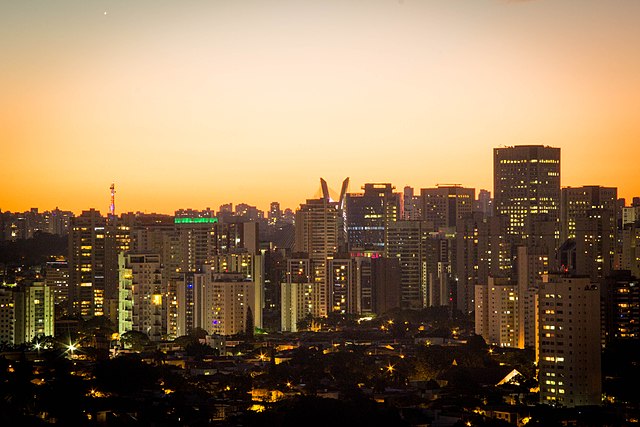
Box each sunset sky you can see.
[1,0,639,214]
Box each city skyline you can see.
[2,1,640,213]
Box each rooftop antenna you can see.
[109,183,116,217]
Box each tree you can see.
[120,330,150,351]
[246,306,255,339]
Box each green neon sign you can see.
[174,217,218,224]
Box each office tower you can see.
[327,256,356,314]
[475,277,519,348]
[561,186,617,242]
[372,257,401,315]
[14,282,54,345]
[475,189,493,216]
[561,207,617,281]
[44,258,69,315]
[281,258,322,332]
[68,209,107,317]
[384,220,431,308]
[0,288,14,344]
[602,270,640,343]
[420,185,475,232]
[538,275,601,407]
[494,145,561,242]
[345,183,400,252]
[456,213,512,314]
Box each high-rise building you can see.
[456,213,512,314]
[68,209,107,317]
[538,275,601,407]
[384,220,431,308]
[294,185,345,316]
[602,270,640,343]
[620,221,640,278]
[421,185,475,232]
[345,183,400,252]
[281,258,323,332]
[475,277,519,348]
[403,186,422,220]
[0,288,15,344]
[14,282,54,345]
[128,253,164,341]
[561,186,617,242]
[327,256,356,314]
[474,189,493,216]
[44,258,69,315]
[559,188,618,281]
[201,269,261,337]
[354,256,374,314]
[494,145,561,242]
[175,272,205,337]
[372,257,401,315]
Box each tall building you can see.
[372,257,401,315]
[620,221,640,278]
[345,183,400,252]
[68,209,107,317]
[602,270,640,343]
[384,220,431,308]
[0,288,15,345]
[538,275,601,407]
[294,180,346,316]
[561,186,617,242]
[44,258,69,315]
[420,185,475,232]
[560,187,618,281]
[327,256,356,314]
[494,145,561,242]
[128,253,164,341]
[14,282,54,345]
[201,269,261,337]
[456,213,512,314]
[475,277,519,348]
[475,189,493,216]
[281,258,323,332]
[403,186,422,220]
[354,256,374,314]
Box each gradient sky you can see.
[1,0,639,214]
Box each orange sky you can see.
[1,1,639,214]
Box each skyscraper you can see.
[494,145,561,242]
[420,185,475,232]
[538,275,601,407]
[345,183,400,253]
[68,209,107,317]
[294,179,347,315]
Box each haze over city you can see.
[2,0,640,214]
